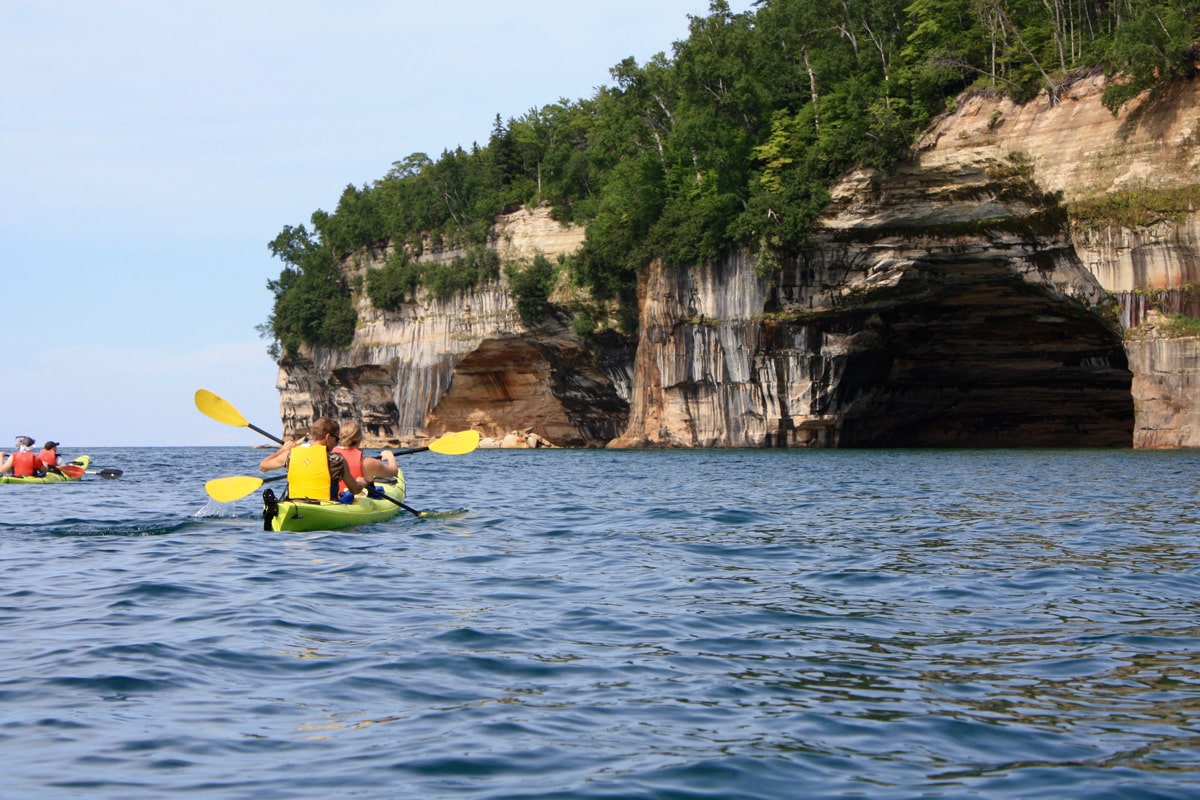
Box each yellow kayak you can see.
[261,473,409,532]
[0,455,91,484]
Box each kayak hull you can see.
[265,473,408,532]
[0,455,91,484]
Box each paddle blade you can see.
[427,430,481,456]
[195,389,249,428]
[205,475,265,502]
[98,468,123,479]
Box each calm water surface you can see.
[1,447,1198,799]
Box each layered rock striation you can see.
[916,74,1200,447]
[276,206,631,448]
[277,76,1200,449]
[612,161,1132,447]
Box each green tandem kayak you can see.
[262,472,409,532]
[0,455,91,484]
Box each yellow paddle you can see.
[205,474,285,502]
[194,389,285,444]
[195,388,479,455]
[396,429,481,456]
[204,430,482,502]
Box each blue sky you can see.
[0,0,752,447]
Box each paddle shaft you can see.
[252,424,285,445]
[375,492,421,516]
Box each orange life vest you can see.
[287,443,336,500]
[13,451,45,478]
[37,449,57,467]
[333,446,364,493]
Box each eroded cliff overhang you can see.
[613,161,1133,448]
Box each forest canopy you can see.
[262,0,1200,360]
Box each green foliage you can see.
[505,253,559,325]
[572,312,599,338]
[263,0,1199,359]
[1158,313,1200,337]
[366,250,420,311]
[1070,184,1200,231]
[422,247,501,299]
[1102,5,1199,112]
[264,245,356,359]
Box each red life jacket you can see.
[333,446,364,493]
[13,451,45,478]
[37,449,57,467]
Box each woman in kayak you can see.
[333,421,398,493]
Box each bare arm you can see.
[258,440,296,472]
[363,450,399,480]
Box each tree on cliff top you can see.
[263,224,356,360]
[262,0,1200,360]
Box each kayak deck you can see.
[263,473,408,532]
[0,455,91,484]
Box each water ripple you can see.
[2,448,1200,798]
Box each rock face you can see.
[611,162,1132,447]
[276,206,631,448]
[277,76,1200,449]
[915,75,1200,448]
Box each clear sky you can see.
[1,0,753,448]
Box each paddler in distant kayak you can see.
[37,441,65,476]
[257,417,370,501]
[333,420,398,493]
[0,436,46,478]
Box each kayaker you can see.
[0,436,46,478]
[38,441,64,475]
[333,420,398,493]
[257,417,369,501]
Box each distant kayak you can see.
[0,455,91,484]
[262,473,409,532]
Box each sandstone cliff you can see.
[276,75,1200,449]
[610,160,1131,447]
[277,206,631,448]
[913,74,1200,448]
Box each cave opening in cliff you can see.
[830,278,1135,448]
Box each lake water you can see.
[1,446,1198,799]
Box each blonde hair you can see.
[338,420,363,448]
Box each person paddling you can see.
[37,441,64,476]
[0,436,46,478]
[333,420,399,494]
[257,418,369,501]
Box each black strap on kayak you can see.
[262,488,278,531]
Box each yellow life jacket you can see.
[287,443,335,500]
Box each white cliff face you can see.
[916,76,1200,203]
[611,254,775,447]
[1073,217,1200,313]
[278,281,518,440]
[1128,332,1200,448]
